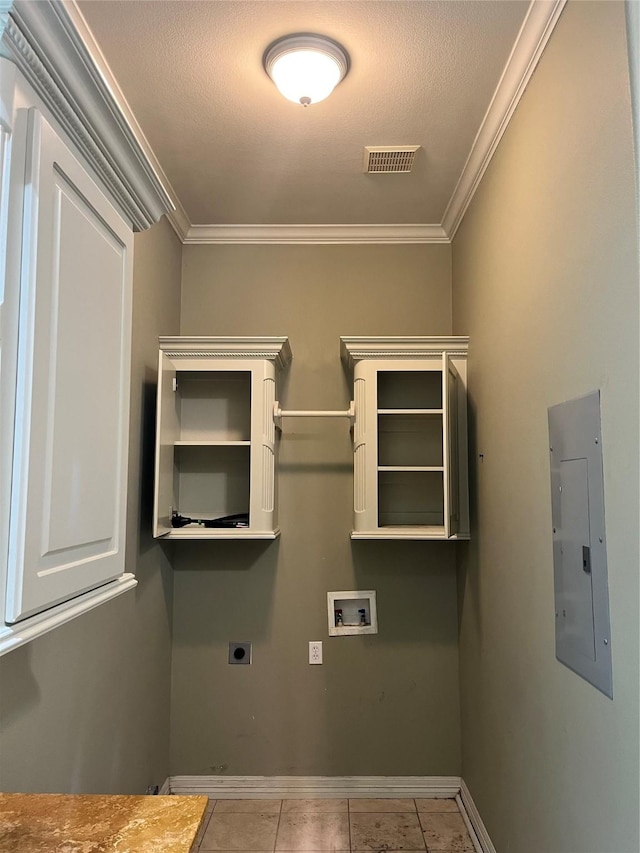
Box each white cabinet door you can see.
[6,109,133,623]
[443,353,461,538]
[153,351,178,537]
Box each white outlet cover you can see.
[309,641,323,664]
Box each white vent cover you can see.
[364,146,420,174]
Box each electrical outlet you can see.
[228,642,252,664]
[309,641,323,664]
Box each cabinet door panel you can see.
[153,352,178,536]
[6,110,132,623]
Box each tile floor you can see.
[191,797,476,852]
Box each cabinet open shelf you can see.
[378,412,443,468]
[377,408,444,414]
[173,440,251,446]
[172,444,250,527]
[378,370,443,409]
[176,370,251,442]
[378,466,444,471]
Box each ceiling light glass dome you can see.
[264,34,350,106]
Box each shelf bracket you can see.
[274,401,355,429]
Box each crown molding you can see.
[183,223,449,245]
[184,0,565,246]
[167,200,191,242]
[442,0,567,239]
[0,0,175,230]
[0,0,565,240]
[625,1,639,188]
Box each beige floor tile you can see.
[206,800,217,813]
[281,799,348,813]
[275,813,350,850]
[200,812,279,851]
[350,812,426,851]
[349,798,417,813]
[414,799,459,814]
[419,813,474,852]
[215,799,282,814]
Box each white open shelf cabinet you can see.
[341,337,469,540]
[153,337,291,539]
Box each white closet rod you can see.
[274,402,355,425]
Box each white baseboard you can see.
[166,774,461,799]
[459,779,497,853]
[159,778,171,796]
[162,774,496,853]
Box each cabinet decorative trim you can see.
[0,1,173,230]
[160,337,293,370]
[346,349,468,359]
[341,336,469,369]
[163,350,285,360]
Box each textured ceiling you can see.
[79,1,529,227]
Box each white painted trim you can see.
[459,780,497,853]
[166,200,191,243]
[159,778,171,796]
[183,224,449,245]
[625,1,640,209]
[442,0,566,239]
[456,793,483,853]
[0,0,173,230]
[166,775,462,799]
[0,573,137,656]
[63,0,187,237]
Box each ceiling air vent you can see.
[363,146,420,174]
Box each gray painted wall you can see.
[452,3,639,852]
[0,216,182,793]
[170,244,462,776]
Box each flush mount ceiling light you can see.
[263,34,350,107]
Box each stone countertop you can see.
[0,792,208,852]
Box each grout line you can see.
[273,799,282,853]
[414,798,428,853]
